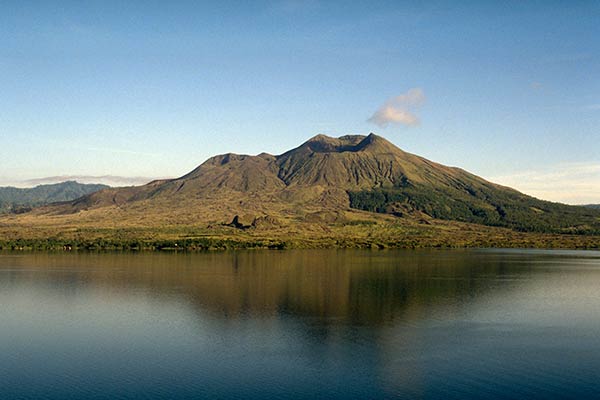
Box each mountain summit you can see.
[291,133,396,154]
[15,134,600,236]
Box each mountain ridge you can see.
[1,133,599,249]
[0,181,109,214]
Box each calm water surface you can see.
[1,249,600,399]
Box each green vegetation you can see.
[0,237,287,251]
[0,181,108,214]
[349,183,600,234]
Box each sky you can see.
[0,0,599,204]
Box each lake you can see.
[1,249,600,399]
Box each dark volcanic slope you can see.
[54,133,600,234]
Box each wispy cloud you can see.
[539,52,593,64]
[489,162,600,205]
[80,145,161,158]
[368,88,425,128]
[0,175,167,188]
[530,81,543,90]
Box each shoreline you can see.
[1,234,599,252]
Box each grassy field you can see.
[1,208,598,251]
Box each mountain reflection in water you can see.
[1,249,600,399]
[1,250,527,323]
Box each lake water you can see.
[1,249,600,399]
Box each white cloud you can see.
[489,162,600,205]
[368,88,425,128]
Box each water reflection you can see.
[1,250,536,325]
[1,250,600,399]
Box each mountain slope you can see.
[11,134,600,236]
[0,181,109,214]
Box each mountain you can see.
[584,204,600,210]
[2,133,599,250]
[54,133,600,234]
[0,181,109,214]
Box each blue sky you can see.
[1,1,599,203]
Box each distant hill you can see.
[39,133,600,235]
[0,181,109,214]
[584,204,600,210]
